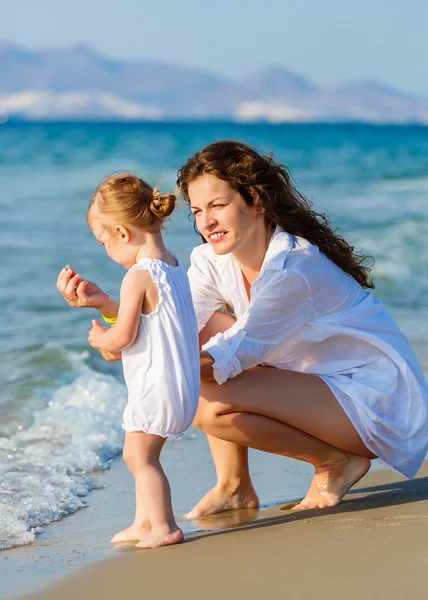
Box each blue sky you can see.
[3,0,428,96]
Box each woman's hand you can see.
[98,348,122,362]
[56,266,113,312]
[200,350,216,381]
[88,319,108,349]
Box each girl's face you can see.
[188,174,266,257]
[89,207,136,269]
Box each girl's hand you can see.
[57,266,111,310]
[88,320,108,349]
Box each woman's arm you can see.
[99,349,122,362]
[88,268,149,353]
[202,269,316,384]
[188,247,315,384]
[188,247,226,332]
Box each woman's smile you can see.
[208,231,227,244]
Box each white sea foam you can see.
[355,217,428,282]
[0,366,127,550]
[373,176,428,194]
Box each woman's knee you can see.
[192,397,228,431]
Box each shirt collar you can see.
[259,226,294,272]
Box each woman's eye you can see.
[192,210,201,216]
[213,204,225,208]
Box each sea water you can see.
[0,121,427,550]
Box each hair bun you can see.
[149,187,176,219]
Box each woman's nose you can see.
[199,212,217,231]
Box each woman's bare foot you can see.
[110,522,150,543]
[136,527,184,549]
[185,484,259,519]
[292,452,371,511]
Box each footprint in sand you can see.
[327,514,428,531]
[370,514,428,528]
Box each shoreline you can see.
[2,435,315,599]
[17,460,428,600]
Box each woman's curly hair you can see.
[177,140,374,289]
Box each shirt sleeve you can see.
[202,269,316,384]
[187,248,226,333]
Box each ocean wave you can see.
[356,217,428,270]
[0,344,96,436]
[346,216,428,310]
[0,365,127,550]
[374,175,428,194]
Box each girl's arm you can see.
[88,268,150,353]
[57,266,119,316]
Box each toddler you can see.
[87,173,200,548]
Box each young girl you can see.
[86,173,200,549]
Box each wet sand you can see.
[18,461,428,600]
[3,436,313,599]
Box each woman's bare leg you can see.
[188,312,259,518]
[186,437,259,518]
[193,367,374,514]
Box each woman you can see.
[57,141,428,518]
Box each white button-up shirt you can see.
[188,227,428,478]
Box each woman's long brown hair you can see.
[177,140,374,289]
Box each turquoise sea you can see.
[0,122,427,556]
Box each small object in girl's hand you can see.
[64,264,72,270]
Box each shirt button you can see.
[238,332,245,338]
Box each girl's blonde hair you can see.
[88,173,176,232]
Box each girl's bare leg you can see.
[122,432,183,549]
[111,433,152,542]
[110,482,151,543]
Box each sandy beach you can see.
[17,461,428,600]
[1,121,427,600]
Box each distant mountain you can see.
[1,43,427,123]
[242,66,316,97]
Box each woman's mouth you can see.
[209,232,227,244]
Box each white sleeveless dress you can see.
[121,257,200,438]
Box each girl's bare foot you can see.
[136,527,184,549]
[110,522,150,543]
[185,484,259,519]
[292,452,371,511]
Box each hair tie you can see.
[152,188,162,211]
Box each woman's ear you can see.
[251,194,266,215]
[115,225,131,242]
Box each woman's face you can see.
[188,174,265,256]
